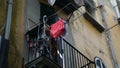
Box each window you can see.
[83,0,105,32]
[84,0,96,16]
[40,3,59,25]
[54,0,80,15]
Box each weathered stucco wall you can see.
[0,0,6,35]
[69,0,120,68]
[1,0,120,68]
[104,4,120,67]
[70,15,113,68]
[8,0,24,68]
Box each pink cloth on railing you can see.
[50,19,65,38]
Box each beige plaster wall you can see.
[69,0,120,68]
[8,0,24,68]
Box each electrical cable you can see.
[104,23,119,32]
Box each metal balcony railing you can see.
[24,36,95,68]
[57,37,95,68]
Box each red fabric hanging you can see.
[50,19,65,38]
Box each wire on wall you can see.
[104,23,119,32]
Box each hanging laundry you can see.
[50,19,65,38]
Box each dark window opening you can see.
[40,3,59,25]
[84,0,96,16]
[62,3,78,15]
[54,0,79,15]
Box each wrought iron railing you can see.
[57,37,95,68]
[24,36,95,68]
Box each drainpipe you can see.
[5,0,13,40]
[0,0,13,68]
[99,6,119,68]
[111,0,120,18]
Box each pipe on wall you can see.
[5,0,13,40]
[0,0,13,68]
[110,0,120,18]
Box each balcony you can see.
[25,56,61,68]
[24,36,95,68]
[59,37,95,68]
[83,12,105,33]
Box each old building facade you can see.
[0,0,120,68]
